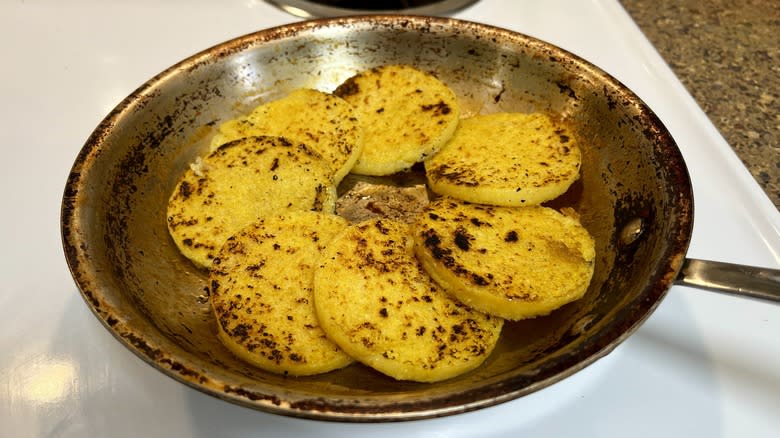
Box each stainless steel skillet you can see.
[60,15,779,422]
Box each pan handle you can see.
[676,258,780,303]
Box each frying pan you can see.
[60,15,780,421]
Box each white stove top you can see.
[1,1,778,437]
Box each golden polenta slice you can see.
[313,218,503,383]
[413,199,595,321]
[209,88,363,183]
[425,112,581,206]
[209,212,353,376]
[333,64,460,176]
[166,136,336,269]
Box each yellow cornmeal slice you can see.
[313,218,503,383]
[333,65,460,176]
[425,112,581,206]
[166,136,336,269]
[413,199,595,321]
[209,212,353,376]
[209,88,363,184]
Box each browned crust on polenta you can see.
[333,64,460,175]
[412,198,595,320]
[209,212,352,376]
[424,112,581,206]
[313,218,503,382]
[166,135,336,268]
[209,89,363,184]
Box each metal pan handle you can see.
[676,258,780,302]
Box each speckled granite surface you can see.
[620,0,779,209]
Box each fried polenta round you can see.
[209,212,353,376]
[208,88,364,184]
[166,136,336,269]
[425,112,581,206]
[313,218,503,383]
[413,199,595,321]
[333,65,460,176]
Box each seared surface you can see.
[334,65,461,175]
[166,136,336,268]
[413,199,595,321]
[210,212,352,376]
[208,88,363,184]
[313,218,503,382]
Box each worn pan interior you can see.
[61,16,693,421]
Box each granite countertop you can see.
[620,0,779,209]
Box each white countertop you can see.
[1,1,778,437]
